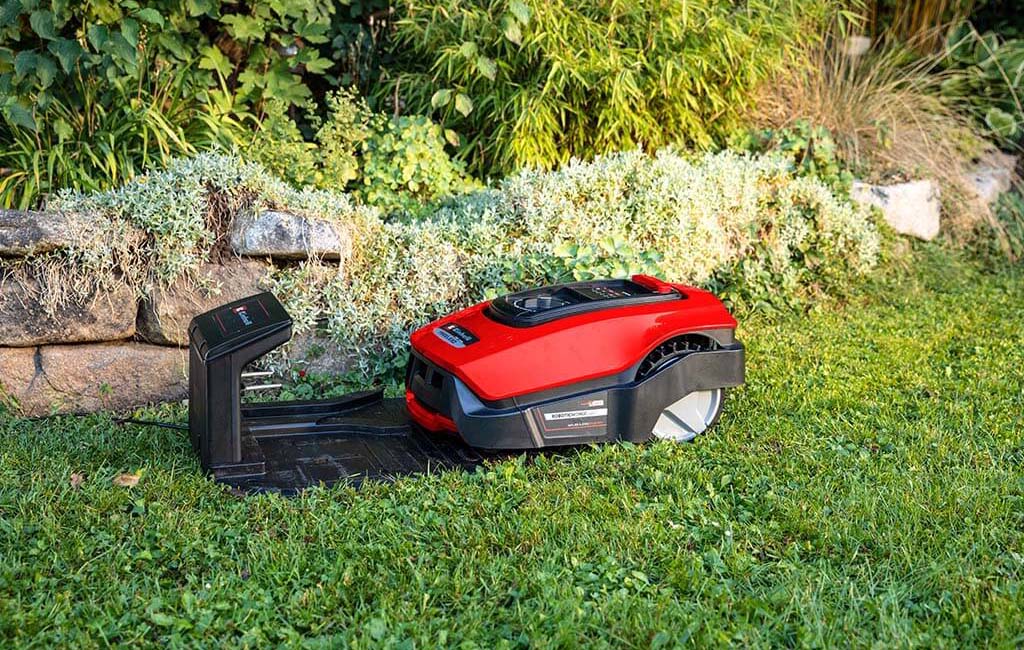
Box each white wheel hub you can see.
[651,388,723,442]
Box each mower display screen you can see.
[486,279,681,327]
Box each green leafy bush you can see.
[0,0,337,122]
[380,0,833,175]
[0,0,378,207]
[247,90,476,213]
[942,22,1024,148]
[0,66,248,209]
[732,120,854,194]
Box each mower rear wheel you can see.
[650,388,725,442]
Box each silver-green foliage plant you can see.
[40,153,376,309]
[27,148,878,380]
[271,149,882,376]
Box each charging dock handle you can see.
[188,293,293,471]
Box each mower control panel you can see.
[485,276,683,327]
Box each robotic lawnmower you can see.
[188,275,744,492]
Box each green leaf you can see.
[444,129,460,147]
[476,56,496,81]
[186,0,215,16]
[303,56,332,74]
[13,51,37,79]
[458,41,478,58]
[264,65,310,104]
[198,45,233,77]
[3,101,35,131]
[29,10,56,40]
[155,32,188,59]
[509,0,531,25]
[48,38,84,72]
[430,88,452,108]
[34,53,56,87]
[0,1,22,28]
[222,14,266,42]
[106,32,137,64]
[87,24,109,51]
[53,116,72,141]
[135,7,164,26]
[121,18,140,47]
[985,106,1019,138]
[454,93,473,116]
[501,15,522,46]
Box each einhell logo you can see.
[433,323,479,348]
[233,305,254,327]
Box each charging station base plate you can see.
[214,396,494,494]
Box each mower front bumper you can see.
[407,344,745,449]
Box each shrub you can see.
[0,0,384,207]
[0,0,338,122]
[0,67,248,209]
[271,149,882,375]
[731,120,854,194]
[941,22,1024,149]
[379,0,833,175]
[247,89,476,213]
[18,149,880,380]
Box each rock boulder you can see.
[0,210,80,256]
[0,342,187,416]
[0,277,137,346]
[850,179,941,241]
[230,210,351,261]
[966,150,1017,205]
[137,259,270,346]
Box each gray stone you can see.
[138,259,270,346]
[850,179,941,241]
[230,210,351,261]
[0,342,187,416]
[966,150,1017,205]
[0,276,137,346]
[843,35,872,58]
[0,209,81,256]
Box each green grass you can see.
[1,247,1023,648]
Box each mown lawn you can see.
[1,248,1022,648]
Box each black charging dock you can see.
[188,292,489,493]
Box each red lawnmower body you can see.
[405,275,744,449]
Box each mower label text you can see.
[543,408,608,421]
[531,391,610,440]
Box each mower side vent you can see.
[636,334,718,381]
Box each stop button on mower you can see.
[188,275,745,492]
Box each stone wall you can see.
[0,209,350,416]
